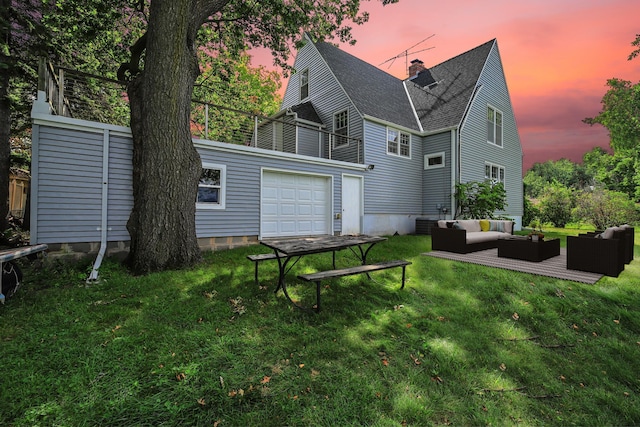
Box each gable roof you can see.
[313,40,421,131]
[406,39,495,132]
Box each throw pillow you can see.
[479,220,490,232]
[489,221,504,232]
[446,221,454,228]
[600,227,618,239]
[452,221,463,230]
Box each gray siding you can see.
[459,43,523,217]
[422,131,453,216]
[362,120,423,214]
[32,118,366,245]
[282,41,362,164]
[33,125,106,243]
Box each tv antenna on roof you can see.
[379,34,436,74]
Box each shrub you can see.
[454,181,507,219]
[573,189,639,229]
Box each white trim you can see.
[402,81,424,132]
[196,163,226,210]
[341,173,364,235]
[299,68,309,101]
[487,104,504,148]
[424,151,446,170]
[484,161,505,184]
[386,126,411,159]
[259,167,334,240]
[332,109,350,149]
[32,112,131,137]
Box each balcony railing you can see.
[38,60,362,163]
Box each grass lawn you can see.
[1,231,639,426]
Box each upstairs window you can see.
[485,162,505,185]
[197,163,226,209]
[387,128,411,158]
[300,68,309,100]
[333,109,349,148]
[487,105,503,147]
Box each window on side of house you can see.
[487,105,503,147]
[387,127,411,158]
[300,68,309,100]
[424,152,445,170]
[197,163,226,209]
[333,109,349,148]
[485,162,505,185]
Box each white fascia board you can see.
[402,81,424,132]
[32,112,132,137]
[193,138,368,172]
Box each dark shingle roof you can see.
[313,41,421,131]
[406,39,495,132]
[289,101,323,125]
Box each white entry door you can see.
[261,171,331,238]
[341,174,363,235]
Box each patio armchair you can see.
[584,225,634,264]
[566,231,626,277]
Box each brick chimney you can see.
[408,59,426,78]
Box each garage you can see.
[261,170,332,238]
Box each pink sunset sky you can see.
[251,0,639,172]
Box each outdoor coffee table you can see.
[496,237,560,262]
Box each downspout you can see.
[87,129,110,283]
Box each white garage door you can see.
[261,171,331,238]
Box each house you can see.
[276,35,523,234]
[29,36,522,260]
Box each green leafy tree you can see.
[119,0,400,273]
[537,183,574,228]
[573,189,638,229]
[583,147,638,201]
[584,78,640,153]
[454,181,507,219]
[524,159,591,198]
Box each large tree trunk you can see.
[125,1,205,273]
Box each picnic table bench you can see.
[297,259,411,312]
[0,244,48,304]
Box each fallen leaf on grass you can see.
[512,313,519,321]
[410,354,421,365]
[499,363,506,371]
[381,359,389,366]
[613,319,620,324]
[431,376,443,384]
[197,398,206,406]
[261,376,271,384]
[175,372,186,381]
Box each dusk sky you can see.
[251,0,639,172]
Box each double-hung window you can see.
[487,105,503,147]
[485,162,505,185]
[387,127,411,158]
[197,163,226,209]
[333,109,349,148]
[300,68,309,100]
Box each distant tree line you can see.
[523,33,640,230]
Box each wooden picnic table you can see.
[260,234,387,311]
[0,244,48,304]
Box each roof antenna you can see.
[379,34,436,75]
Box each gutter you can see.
[87,129,110,283]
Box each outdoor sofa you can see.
[431,219,514,254]
[567,225,634,277]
